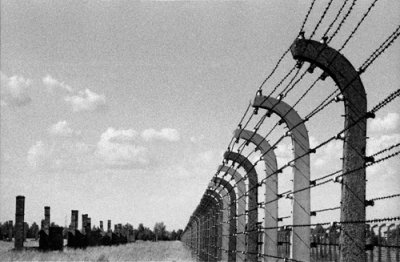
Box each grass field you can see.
[0,240,197,262]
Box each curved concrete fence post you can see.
[205,193,223,262]
[197,199,212,261]
[192,220,196,250]
[252,96,310,262]
[201,198,217,262]
[209,188,231,261]
[209,177,237,262]
[190,217,197,251]
[218,165,246,262]
[233,129,278,262]
[209,207,216,262]
[192,216,200,256]
[291,38,367,262]
[206,189,224,261]
[192,214,202,258]
[223,151,259,262]
[202,194,219,262]
[194,203,205,260]
[207,185,230,262]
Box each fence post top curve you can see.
[218,164,240,177]
[232,128,278,170]
[233,128,276,153]
[205,189,223,202]
[223,150,256,174]
[290,38,366,106]
[217,165,246,184]
[253,95,309,137]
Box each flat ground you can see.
[0,240,197,262]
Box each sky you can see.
[1,0,399,232]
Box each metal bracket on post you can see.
[291,38,367,262]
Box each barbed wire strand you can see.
[338,0,380,52]
[309,0,335,39]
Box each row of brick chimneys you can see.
[13,195,131,251]
[69,210,113,233]
[67,210,129,248]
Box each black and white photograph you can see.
[1,1,399,261]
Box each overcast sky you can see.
[1,0,399,231]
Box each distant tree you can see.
[176,229,183,240]
[1,221,14,240]
[123,223,134,241]
[137,223,145,240]
[143,227,155,241]
[154,222,166,241]
[170,230,177,241]
[28,222,39,239]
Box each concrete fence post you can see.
[233,129,278,262]
[205,189,223,261]
[253,96,310,262]
[291,38,367,262]
[218,165,246,262]
[378,224,386,262]
[223,151,258,262]
[210,176,237,262]
[387,224,395,262]
[396,225,399,262]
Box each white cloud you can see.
[141,128,180,142]
[197,150,218,164]
[275,142,292,166]
[313,139,342,167]
[96,127,149,168]
[366,133,400,193]
[48,120,79,137]
[1,72,32,106]
[27,127,148,172]
[369,112,399,133]
[42,74,73,93]
[163,165,193,179]
[27,140,93,172]
[190,135,205,144]
[366,133,400,156]
[64,88,106,112]
[27,141,48,168]
[104,128,138,144]
[27,126,187,172]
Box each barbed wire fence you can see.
[181,1,399,262]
